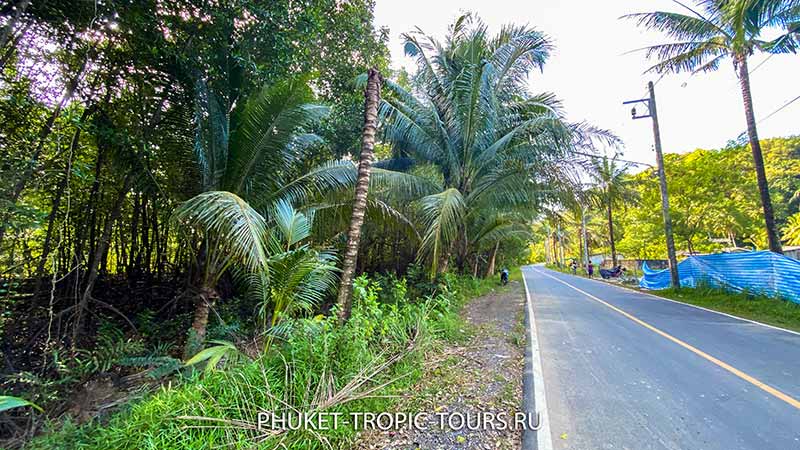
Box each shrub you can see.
[27,273,472,449]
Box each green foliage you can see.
[538,137,800,262]
[782,212,800,246]
[624,0,800,75]
[183,340,243,373]
[375,13,617,276]
[0,395,42,413]
[26,273,478,450]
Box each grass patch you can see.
[26,272,498,450]
[653,286,800,332]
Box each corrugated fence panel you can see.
[639,251,800,304]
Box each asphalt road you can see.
[522,265,800,450]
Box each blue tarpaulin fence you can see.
[639,251,800,304]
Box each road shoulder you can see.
[357,280,526,449]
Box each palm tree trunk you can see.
[607,200,617,266]
[336,68,381,323]
[486,241,499,277]
[735,53,782,254]
[183,286,218,359]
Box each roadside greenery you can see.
[25,272,500,449]
[533,137,800,263]
[625,0,800,254]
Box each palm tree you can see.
[175,76,426,354]
[336,68,382,323]
[173,192,271,357]
[378,14,610,276]
[174,79,349,357]
[589,156,638,266]
[625,0,800,254]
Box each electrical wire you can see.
[757,94,800,125]
[569,150,653,168]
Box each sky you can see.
[373,0,800,168]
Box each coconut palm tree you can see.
[589,156,638,267]
[625,0,800,254]
[337,68,382,323]
[173,79,349,357]
[376,14,612,276]
[175,76,429,354]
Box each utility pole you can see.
[544,224,551,264]
[581,204,590,271]
[624,81,680,288]
[557,223,564,267]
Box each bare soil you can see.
[358,280,526,450]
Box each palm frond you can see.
[271,159,358,206]
[490,24,552,88]
[622,10,728,40]
[225,80,329,195]
[417,188,466,275]
[271,199,312,250]
[637,39,729,73]
[172,191,269,275]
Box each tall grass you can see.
[27,273,480,449]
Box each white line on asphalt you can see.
[533,268,800,410]
[581,275,800,337]
[521,266,554,450]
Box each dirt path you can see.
[360,280,526,450]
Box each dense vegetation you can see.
[1,0,797,448]
[0,2,597,447]
[533,136,800,263]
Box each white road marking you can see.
[521,266,554,450]
[533,268,800,410]
[582,275,800,337]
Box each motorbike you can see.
[599,265,625,280]
[500,269,509,285]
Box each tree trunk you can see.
[72,173,132,346]
[34,108,92,280]
[0,56,87,247]
[183,286,218,359]
[336,68,381,323]
[33,107,93,298]
[486,241,499,277]
[735,54,782,254]
[607,199,617,266]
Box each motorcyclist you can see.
[500,268,509,285]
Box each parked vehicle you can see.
[600,265,626,280]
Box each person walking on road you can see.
[587,261,594,278]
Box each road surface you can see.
[522,265,800,450]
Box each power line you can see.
[749,53,776,76]
[569,150,654,168]
[757,94,800,125]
